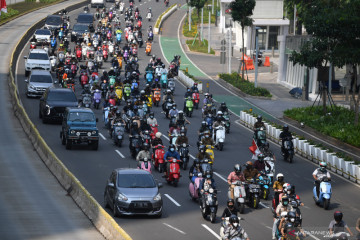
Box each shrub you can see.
[0,8,19,21]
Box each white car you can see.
[34,29,51,44]
[24,49,51,77]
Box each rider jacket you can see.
[199,178,216,192]
[253,160,271,172]
[201,137,215,146]
[254,121,265,129]
[175,136,188,146]
[196,152,211,160]
[243,167,259,180]
[136,150,151,162]
[164,151,180,160]
[151,137,163,147]
[224,225,248,239]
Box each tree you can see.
[230,0,256,81]
[289,0,360,123]
[189,0,207,43]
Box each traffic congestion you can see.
[17,0,360,240]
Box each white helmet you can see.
[217,111,223,115]
[276,173,284,180]
[155,132,162,138]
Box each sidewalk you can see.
[159,7,360,162]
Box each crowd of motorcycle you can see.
[26,0,359,239]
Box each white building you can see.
[219,0,289,54]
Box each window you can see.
[47,91,77,102]
[30,74,52,83]
[117,174,156,188]
[268,26,280,50]
[68,112,95,122]
[257,26,267,50]
[29,53,49,60]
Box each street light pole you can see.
[208,10,211,53]
[201,8,203,41]
[255,27,260,88]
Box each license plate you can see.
[134,202,148,208]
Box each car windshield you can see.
[30,74,52,83]
[45,16,61,25]
[68,112,95,122]
[117,173,156,188]
[47,91,77,102]
[29,53,49,60]
[78,15,93,23]
[73,24,88,31]
[35,29,50,35]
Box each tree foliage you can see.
[189,0,206,19]
[230,0,256,81]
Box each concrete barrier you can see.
[177,70,203,92]
[154,4,178,34]
[7,2,132,240]
[239,111,360,185]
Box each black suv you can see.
[39,88,78,123]
[71,23,90,42]
[60,107,99,150]
[76,13,94,32]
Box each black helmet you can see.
[283,222,294,233]
[162,63,165,68]
[334,211,343,222]
[116,109,121,117]
[234,164,241,174]
[283,124,289,132]
[245,161,253,170]
[201,121,207,127]
[199,145,205,153]
[132,122,138,127]
[143,143,149,150]
[229,214,239,226]
[148,63,152,67]
[205,170,212,179]
[193,159,200,166]
[287,211,296,223]
[169,144,175,151]
[258,153,265,162]
[257,115,262,122]
[221,102,226,107]
[227,199,235,208]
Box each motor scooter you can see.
[228,181,246,213]
[185,98,193,117]
[200,188,218,223]
[167,78,175,94]
[138,158,152,173]
[254,127,267,147]
[313,176,332,209]
[247,179,261,209]
[220,217,243,239]
[200,158,212,175]
[146,42,152,55]
[146,71,153,84]
[93,90,101,109]
[113,123,125,147]
[165,158,182,187]
[223,112,231,133]
[130,134,143,158]
[205,145,215,163]
[192,91,200,109]
[189,172,203,201]
[149,124,158,139]
[81,94,92,108]
[146,12,152,21]
[256,173,271,200]
[153,144,165,173]
[103,106,110,128]
[213,124,225,151]
[283,136,294,163]
[178,143,190,170]
[169,129,179,145]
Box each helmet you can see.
[143,143,149,150]
[194,82,198,86]
[319,161,327,172]
[283,124,289,132]
[162,63,165,68]
[155,132,162,138]
[166,89,171,94]
[204,93,209,98]
[169,144,175,152]
[234,164,241,174]
[205,170,212,179]
[152,54,156,59]
[256,115,262,122]
[217,111,223,116]
[178,110,184,116]
[148,63,152,67]
[276,173,284,182]
[229,214,239,227]
[201,121,207,127]
[245,161,253,169]
[283,183,291,194]
[115,109,121,117]
[287,211,296,223]
[221,102,226,107]
[257,153,265,162]
[283,222,294,233]
[281,196,289,206]
[109,85,114,91]
[193,159,200,166]
[140,90,145,95]
[156,57,161,62]
[334,211,343,222]
[227,199,235,208]
[149,112,154,118]
[199,145,205,153]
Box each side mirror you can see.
[157,183,163,188]
[25,79,29,83]
[108,182,115,188]
[23,56,28,59]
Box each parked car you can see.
[34,29,51,45]
[24,49,51,77]
[60,107,99,150]
[25,70,56,97]
[76,13,94,32]
[39,87,78,123]
[104,169,163,217]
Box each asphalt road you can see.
[0,1,104,239]
[15,1,360,240]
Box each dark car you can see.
[44,15,62,31]
[104,169,163,217]
[60,107,99,150]
[71,23,90,42]
[39,88,78,123]
[76,13,94,32]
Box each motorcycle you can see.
[254,127,267,147]
[200,158,212,175]
[228,181,246,213]
[115,86,123,105]
[96,54,103,69]
[123,85,131,101]
[116,32,122,44]
[247,179,261,209]
[169,128,179,145]
[113,123,125,147]
[313,176,332,209]
[189,172,203,201]
[93,90,101,109]
[148,31,153,41]
[137,36,143,48]
[103,49,108,62]
[165,158,182,187]
[81,93,92,108]
[76,48,82,61]
[223,112,231,133]
[256,173,271,200]
[103,106,110,128]
[283,136,294,163]
[130,134,143,158]
[213,124,226,151]
[252,49,263,66]
[145,42,152,55]
[160,72,167,88]
[138,158,152,173]
[205,145,215,163]
[192,91,200,109]
[178,143,190,170]
[119,3,124,14]
[146,12,152,21]
[149,124,158,139]
[200,188,218,223]
[163,98,173,118]
[185,98,194,117]
[146,71,153,85]
[167,78,176,94]
[152,88,161,107]
[100,80,108,98]
[108,42,115,56]
[153,144,165,173]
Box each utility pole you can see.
[208,9,211,53]
[201,8,203,41]
[220,39,226,73]
[189,7,192,31]
[228,29,232,74]
[212,0,214,14]
[255,31,259,88]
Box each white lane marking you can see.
[115,150,125,158]
[140,3,142,5]
[164,194,181,206]
[303,205,310,209]
[202,224,221,240]
[163,223,186,235]
[213,172,227,182]
[259,202,269,209]
[265,226,272,230]
[162,135,170,141]
[304,230,321,240]
[190,154,195,159]
[99,133,106,140]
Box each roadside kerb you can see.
[177,70,203,92]
[7,2,132,240]
[154,3,178,34]
[239,111,360,185]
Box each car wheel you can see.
[91,141,99,150]
[104,193,109,209]
[113,203,120,217]
[61,133,66,145]
[66,139,72,150]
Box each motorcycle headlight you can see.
[209,188,214,194]
[76,132,80,136]
[92,131,97,135]
[183,143,186,147]
[153,193,161,201]
[117,193,128,201]
[70,130,75,134]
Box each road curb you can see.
[154,3,178,34]
[6,1,132,240]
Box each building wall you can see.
[252,0,284,19]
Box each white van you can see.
[91,0,104,8]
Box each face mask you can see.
[233,223,238,227]
[173,107,176,109]
[181,133,185,136]
[228,205,234,208]
[170,148,175,152]
[150,116,154,119]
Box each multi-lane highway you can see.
[15,1,360,239]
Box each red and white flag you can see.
[0,0,7,15]
[249,139,261,160]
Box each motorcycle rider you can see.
[198,121,209,140]
[110,109,125,136]
[106,85,116,101]
[227,164,246,199]
[196,145,211,161]
[184,88,192,98]
[199,170,216,208]
[145,63,154,77]
[122,99,133,114]
[254,153,271,173]
[169,103,179,118]
[162,89,174,102]
[312,161,331,200]
[136,143,151,163]
[243,161,260,180]
[175,129,188,149]
[219,102,229,114]
[163,144,180,176]
[191,82,198,93]
[160,63,168,75]
[221,199,239,220]
[329,211,353,239]
[223,215,250,240]
[279,124,293,156]
[273,196,293,239]
[151,132,163,151]
[254,115,265,141]
[212,115,225,143]
[189,159,201,182]
[144,83,152,95]
[262,142,276,160]
[176,110,190,127]
[150,54,156,65]
[201,130,215,146]
[203,92,213,106]
[147,112,158,126]
[273,173,285,208]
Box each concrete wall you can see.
[252,0,283,19]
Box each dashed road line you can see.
[202,224,221,240]
[115,150,125,158]
[259,202,270,209]
[99,133,106,140]
[213,172,227,182]
[164,194,181,206]
[163,223,186,235]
